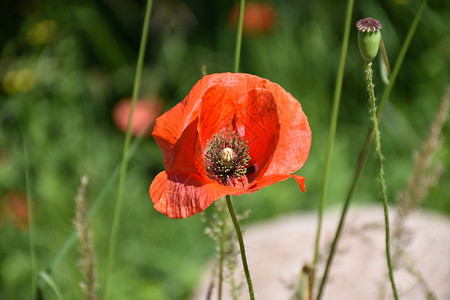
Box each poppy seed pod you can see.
[356,18,382,63]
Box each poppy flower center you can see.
[204,130,251,186]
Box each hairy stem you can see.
[102,1,153,298]
[226,195,254,300]
[316,1,427,298]
[365,62,399,299]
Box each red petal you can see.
[291,174,306,192]
[236,88,279,183]
[242,174,306,194]
[261,84,311,177]
[198,85,236,149]
[152,76,215,171]
[150,170,240,218]
[166,118,200,173]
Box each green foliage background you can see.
[0,0,449,299]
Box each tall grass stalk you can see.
[102,0,153,298]
[226,195,254,300]
[23,137,36,297]
[47,138,143,274]
[377,0,427,117]
[43,140,141,299]
[218,199,227,300]
[317,1,427,298]
[233,0,245,74]
[310,0,354,295]
[74,175,98,299]
[365,62,399,299]
[38,271,64,300]
[217,1,245,298]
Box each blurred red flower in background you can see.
[113,98,162,136]
[150,73,311,218]
[229,2,276,34]
[0,192,31,231]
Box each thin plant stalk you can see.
[317,1,427,298]
[233,0,245,73]
[225,195,254,300]
[218,199,227,300]
[38,271,64,300]
[316,127,372,300]
[47,138,143,274]
[217,0,246,298]
[365,62,399,299]
[310,0,355,295]
[23,137,36,297]
[377,0,427,118]
[102,0,153,298]
[379,35,391,83]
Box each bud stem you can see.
[365,62,399,300]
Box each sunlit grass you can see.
[0,0,449,299]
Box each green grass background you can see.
[1,0,449,298]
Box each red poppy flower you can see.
[150,73,311,218]
[1,192,31,231]
[229,2,276,34]
[113,98,162,136]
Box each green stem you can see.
[217,1,246,297]
[38,271,64,300]
[365,62,399,299]
[377,0,427,118]
[379,35,391,83]
[102,1,153,298]
[225,195,254,300]
[316,1,426,298]
[23,137,36,297]
[218,199,227,300]
[311,0,354,295]
[316,128,372,300]
[47,137,143,274]
[233,0,245,73]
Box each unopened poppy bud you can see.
[356,18,382,63]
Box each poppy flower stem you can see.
[218,198,227,300]
[102,0,153,299]
[225,195,255,300]
[317,2,426,298]
[365,62,399,300]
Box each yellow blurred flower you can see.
[2,68,36,94]
[26,19,57,45]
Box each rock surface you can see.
[193,206,450,300]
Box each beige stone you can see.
[193,206,450,300]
